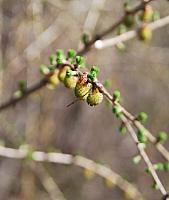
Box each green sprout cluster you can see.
[39,49,104,106]
[156,131,168,143]
[87,66,100,82]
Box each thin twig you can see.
[94,82,169,162]
[120,114,167,196]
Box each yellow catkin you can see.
[64,75,78,89]
[87,88,103,106]
[83,168,95,179]
[47,70,60,90]
[58,66,71,82]
[75,82,91,100]
[139,25,152,41]
[141,5,153,23]
[124,187,137,199]
[104,177,114,188]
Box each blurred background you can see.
[0,0,169,199]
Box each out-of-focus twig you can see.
[0,145,145,200]
[31,164,67,200]
[95,15,169,49]
[8,17,63,75]
[78,0,154,55]
[78,0,107,50]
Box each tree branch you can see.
[95,15,169,49]
[0,0,154,112]
[0,145,145,200]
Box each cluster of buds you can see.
[74,67,104,106]
[39,49,103,107]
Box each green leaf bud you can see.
[117,24,128,35]
[82,33,90,45]
[137,129,147,143]
[49,54,57,65]
[156,131,168,143]
[68,49,76,58]
[152,182,159,190]
[48,65,55,72]
[39,64,50,75]
[76,56,85,67]
[56,49,65,64]
[113,90,121,101]
[87,66,100,82]
[154,163,164,171]
[56,49,64,57]
[119,123,127,135]
[13,90,23,99]
[103,79,111,88]
[112,105,123,118]
[164,162,169,172]
[18,80,27,92]
[132,155,141,165]
[137,112,148,123]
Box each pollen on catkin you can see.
[75,74,91,100]
[58,66,71,82]
[64,74,78,89]
[87,88,103,106]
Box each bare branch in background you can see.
[31,164,67,200]
[0,145,145,200]
[95,15,169,49]
[78,0,107,50]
